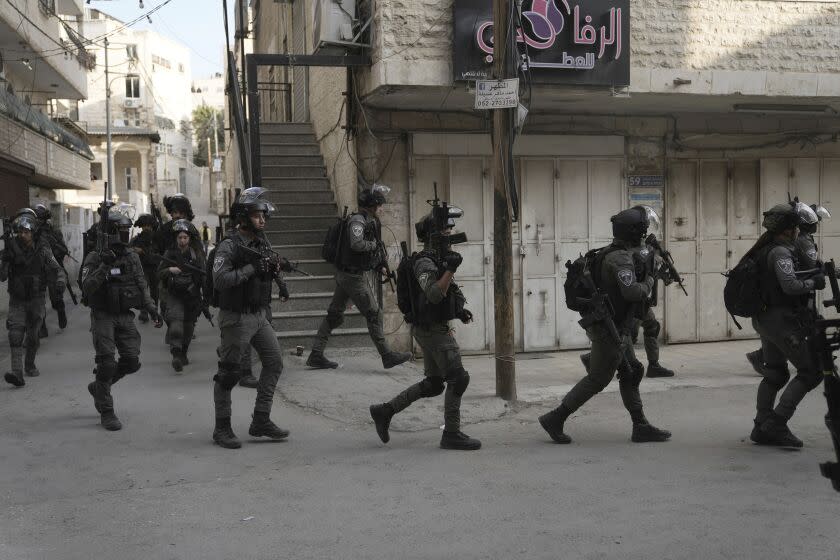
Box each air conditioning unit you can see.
[313,0,356,54]
[124,98,142,108]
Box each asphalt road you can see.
[0,306,836,560]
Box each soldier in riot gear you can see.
[307,185,411,370]
[81,205,160,431]
[746,203,830,376]
[130,214,159,323]
[540,206,672,445]
[210,187,289,449]
[1,213,65,386]
[153,195,204,317]
[33,204,71,331]
[158,219,205,372]
[369,196,481,451]
[745,201,824,447]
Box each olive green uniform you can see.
[561,240,653,420]
[0,240,64,379]
[312,211,389,356]
[385,255,469,432]
[81,249,154,414]
[752,242,822,424]
[211,231,284,420]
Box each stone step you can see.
[261,155,325,167]
[261,165,326,179]
[261,177,331,191]
[275,202,337,216]
[268,215,337,232]
[286,259,333,276]
[267,229,327,245]
[276,328,372,350]
[273,309,367,331]
[285,274,335,292]
[272,291,334,313]
[273,243,322,260]
[261,122,313,134]
[261,143,321,156]
[267,190,335,204]
[260,132,318,144]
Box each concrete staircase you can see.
[261,122,371,350]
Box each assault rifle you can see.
[645,233,688,296]
[149,195,165,229]
[812,259,840,492]
[375,218,395,293]
[236,243,312,278]
[427,182,467,246]
[0,207,22,264]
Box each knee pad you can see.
[644,320,661,339]
[117,356,141,376]
[418,376,446,398]
[617,360,644,387]
[326,310,344,329]
[95,361,117,383]
[764,365,791,389]
[447,368,470,397]
[7,327,24,347]
[213,361,241,390]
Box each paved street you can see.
[0,305,836,560]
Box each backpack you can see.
[723,246,770,327]
[321,209,350,264]
[396,251,418,323]
[563,245,618,313]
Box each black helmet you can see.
[358,184,390,208]
[163,193,195,221]
[33,203,51,221]
[234,187,275,227]
[106,206,134,245]
[763,201,817,233]
[415,200,466,254]
[172,219,197,240]
[611,206,657,243]
[14,208,36,221]
[12,213,37,234]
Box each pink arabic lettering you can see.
[475,1,623,61]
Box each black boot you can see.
[370,403,394,443]
[57,305,67,329]
[249,412,290,440]
[631,423,672,443]
[646,362,675,378]
[171,349,183,373]
[580,353,591,374]
[212,417,242,449]
[4,372,24,387]
[759,413,803,448]
[238,370,259,388]
[382,351,412,369]
[746,350,765,376]
[306,351,339,369]
[750,419,772,445]
[100,410,122,431]
[539,405,572,444]
[88,382,103,413]
[440,430,482,450]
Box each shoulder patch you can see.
[807,248,818,260]
[213,255,225,272]
[640,248,650,258]
[351,223,364,238]
[777,257,794,275]
[617,269,634,287]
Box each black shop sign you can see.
[453,0,630,86]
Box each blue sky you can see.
[92,0,237,78]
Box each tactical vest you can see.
[759,242,807,309]
[410,252,465,327]
[338,214,378,271]
[164,248,201,300]
[7,246,45,300]
[86,251,144,312]
[217,240,273,313]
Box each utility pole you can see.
[492,0,516,401]
[104,37,113,202]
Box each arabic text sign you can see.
[454,0,630,86]
[474,79,520,110]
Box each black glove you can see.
[100,249,117,265]
[812,273,826,290]
[457,308,473,324]
[278,282,290,300]
[443,252,463,272]
[145,305,162,326]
